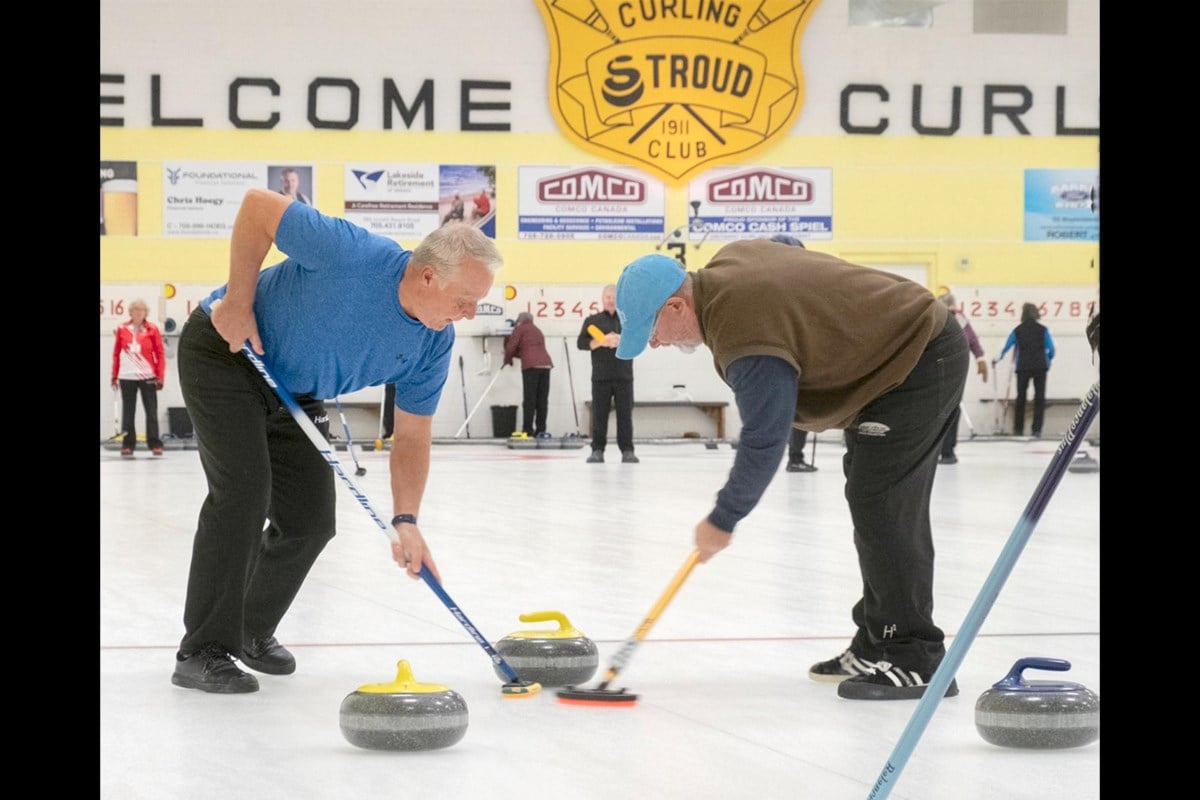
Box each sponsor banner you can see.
[517,165,665,240]
[1023,169,1099,242]
[162,161,268,238]
[100,160,139,237]
[344,163,496,241]
[687,166,833,241]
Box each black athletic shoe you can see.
[172,643,259,693]
[241,636,296,675]
[621,451,640,464]
[939,454,958,465]
[836,661,959,700]
[786,460,817,472]
[809,649,878,683]
[587,451,604,463]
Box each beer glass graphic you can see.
[100,179,138,236]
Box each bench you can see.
[585,400,729,439]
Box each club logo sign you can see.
[535,0,821,186]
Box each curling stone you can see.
[1068,450,1099,473]
[493,611,599,688]
[975,657,1099,749]
[507,432,538,450]
[559,432,587,450]
[339,660,468,751]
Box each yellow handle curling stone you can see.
[339,660,469,751]
[493,611,599,688]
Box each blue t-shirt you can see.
[199,202,453,414]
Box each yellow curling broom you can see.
[557,550,700,707]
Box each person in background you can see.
[787,429,816,472]
[503,311,554,437]
[996,302,1055,437]
[472,189,491,222]
[612,240,966,700]
[172,187,502,694]
[936,292,988,464]
[442,193,465,226]
[578,284,638,464]
[111,298,167,457]
[277,168,311,205]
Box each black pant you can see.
[383,383,396,438]
[590,379,634,452]
[788,428,810,464]
[119,378,161,450]
[1013,370,1047,435]
[842,315,967,673]
[176,308,335,658]
[521,368,551,435]
[939,406,962,458]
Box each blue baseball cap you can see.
[615,254,687,359]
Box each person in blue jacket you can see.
[996,303,1056,437]
[171,188,503,694]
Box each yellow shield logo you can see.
[535,0,821,186]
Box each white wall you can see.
[102,314,1098,444]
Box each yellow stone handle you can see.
[509,610,585,639]
[356,659,449,694]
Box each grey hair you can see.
[515,311,533,324]
[412,221,504,282]
[129,298,150,312]
[939,292,957,308]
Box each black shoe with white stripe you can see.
[836,660,959,700]
[808,649,878,683]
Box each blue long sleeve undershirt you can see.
[707,355,799,533]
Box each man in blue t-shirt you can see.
[172,188,503,694]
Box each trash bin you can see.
[490,405,517,438]
[168,406,193,437]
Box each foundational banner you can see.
[162,161,266,238]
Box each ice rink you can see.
[100,433,1100,800]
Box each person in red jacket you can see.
[111,299,167,456]
[472,189,491,222]
[503,311,554,436]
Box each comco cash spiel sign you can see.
[536,0,820,186]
